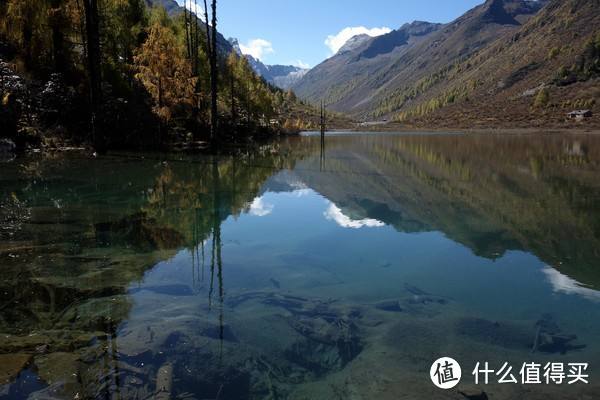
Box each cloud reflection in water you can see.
[542,266,600,301]
[324,203,385,229]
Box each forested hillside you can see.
[0,0,322,152]
[293,0,600,129]
[394,0,600,129]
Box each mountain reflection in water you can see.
[1,133,600,399]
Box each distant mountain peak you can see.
[480,0,520,25]
[229,38,242,55]
[228,37,309,90]
[401,20,439,29]
[356,21,442,59]
[338,34,372,55]
[477,0,549,25]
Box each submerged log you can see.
[374,300,403,312]
[532,314,585,354]
[155,363,173,400]
[458,386,489,400]
[404,283,429,296]
[404,283,450,305]
[457,317,531,349]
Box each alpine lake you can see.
[2,132,600,399]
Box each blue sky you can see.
[176,0,484,68]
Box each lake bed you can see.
[1,132,600,399]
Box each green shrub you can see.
[534,88,550,108]
[548,47,560,60]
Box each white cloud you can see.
[324,204,385,229]
[180,1,205,21]
[275,188,312,198]
[293,60,310,69]
[542,266,600,302]
[239,39,274,61]
[291,189,312,197]
[325,26,392,54]
[248,197,274,217]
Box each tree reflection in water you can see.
[2,134,600,399]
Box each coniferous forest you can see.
[0,0,325,152]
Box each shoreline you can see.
[347,124,600,135]
[5,126,600,159]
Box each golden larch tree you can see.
[134,22,196,122]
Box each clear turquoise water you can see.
[1,133,600,399]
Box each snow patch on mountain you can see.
[229,38,309,90]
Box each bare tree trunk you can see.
[49,0,66,73]
[83,0,102,147]
[202,0,212,134]
[158,76,163,144]
[187,0,199,75]
[246,81,250,131]
[23,22,33,68]
[186,1,201,140]
[184,0,188,53]
[210,0,218,142]
[230,72,235,125]
[203,0,211,57]
[184,0,191,59]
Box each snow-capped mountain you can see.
[230,38,309,90]
[337,34,372,54]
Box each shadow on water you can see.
[0,143,309,399]
[2,134,600,398]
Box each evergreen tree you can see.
[134,22,196,124]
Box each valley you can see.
[292,0,600,130]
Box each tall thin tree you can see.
[202,0,211,124]
[201,0,217,140]
[230,68,235,124]
[184,0,191,59]
[49,0,66,72]
[190,1,201,138]
[193,2,200,74]
[209,0,218,141]
[82,0,102,146]
[203,0,211,58]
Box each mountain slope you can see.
[293,21,441,114]
[147,1,310,91]
[391,0,600,128]
[146,0,233,54]
[227,39,308,89]
[268,65,308,90]
[293,0,548,119]
[241,55,308,90]
[338,34,372,54]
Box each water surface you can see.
[1,133,600,399]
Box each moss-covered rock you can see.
[34,352,80,386]
[0,353,32,385]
